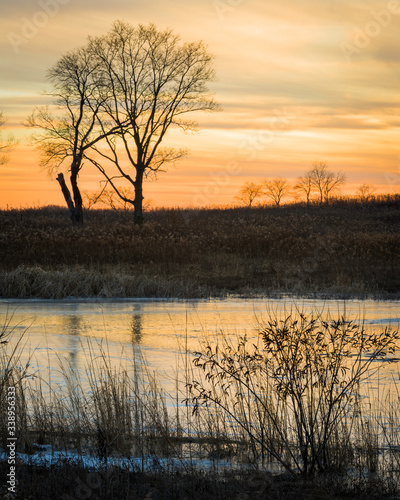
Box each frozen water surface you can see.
[1,298,399,394]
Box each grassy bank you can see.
[1,312,400,499]
[0,195,399,298]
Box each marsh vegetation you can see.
[0,194,399,300]
[1,310,399,499]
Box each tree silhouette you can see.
[28,47,121,224]
[294,172,313,205]
[263,177,291,207]
[309,161,345,204]
[87,22,218,224]
[357,183,375,203]
[234,181,263,208]
[29,22,218,225]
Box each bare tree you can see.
[234,181,263,208]
[309,161,345,204]
[294,172,313,205]
[309,162,328,204]
[263,178,291,207]
[357,183,376,203]
[0,111,16,165]
[28,47,122,225]
[323,170,346,204]
[30,22,217,225]
[86,21,218,224]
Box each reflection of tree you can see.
[64,315,82,336]
[130,304,145,363]
[63,314,83,370]
[130,312,143,345]
[130,305,145,391]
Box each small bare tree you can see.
[357,183,376,203]
[234,181,263,208]
[0,111,16,165]
[309,161,345,204]
[294,172,313,205]
[263,177,291,207]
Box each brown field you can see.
[0,194,399,299]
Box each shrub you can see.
[188,313,400,476]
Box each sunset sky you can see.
[1,0,400,208]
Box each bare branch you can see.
[0,111,17,165]
[308,161,346,204]
[234,182,263,208]
[263,178,291,207]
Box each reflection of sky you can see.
[1,298,399,396]
[1,1,400,207]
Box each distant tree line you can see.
[235,161,358,207]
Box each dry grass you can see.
[0,194,399,298]
[0,266,208,299]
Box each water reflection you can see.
[62,314,83,369]
[1,298,399,394]
[130,305,145,383]
[130,305,143,345]
[63,314,83,336]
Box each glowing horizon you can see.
[1,0,400,209]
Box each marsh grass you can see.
[1,312,400,498]
[1,194,399,299]
[0,266,209,299]
[0,311,34,453]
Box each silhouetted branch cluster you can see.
[28,21,218,224]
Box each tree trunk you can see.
[133,169,144,225]
[70,159,83,224]
[56,162,83,225]
[57,173,75,217]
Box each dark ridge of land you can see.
[0,195,399,299]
